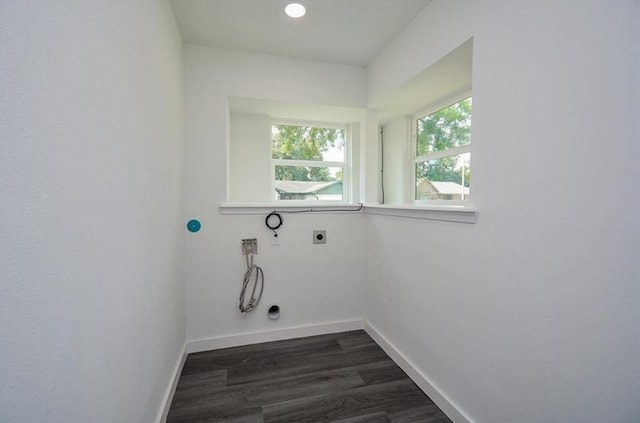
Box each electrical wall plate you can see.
[313,230,326,244]
[241,238,257,255]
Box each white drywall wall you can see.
[183,44,367,343]
[0,1,185,422]
[2,2,637,422]
[381,116,411,204]
[365,1,640,422]
[229,113,272,202]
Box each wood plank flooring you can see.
[167,330,452,423]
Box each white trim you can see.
[364,203,477,223]
[411,94,473,204]
[270,161,276,201]
[273,159,346,168]
[345,122,353,204]
[271,121,350,202]
[415,144,471,163]
[413,88,472,122]
[272,118,349,130]
[155,345,187,423]
[219,202,363,215]
[364,321,474,423]
[403,116,413,203]
[219,202,475,223]
[186,320,364,354]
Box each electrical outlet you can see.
[313,230,326,244]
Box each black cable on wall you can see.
[265,204,363,238]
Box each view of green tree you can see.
[272,124,344,181]
[416,98,472,187]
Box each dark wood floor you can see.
[167,330,452,423]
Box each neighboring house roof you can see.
[274,180,341,194]
[427,181,470,195]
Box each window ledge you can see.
[364,203,477,223]
[219,202,477,223]
[219,202,364,215]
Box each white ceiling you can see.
[170,0,432,66]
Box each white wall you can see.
[229,113,272,203]
[3,2,636,422]
[365,1,640,422]
[183,44,367,343]
[0,1,185,422]
[381,116,411,204]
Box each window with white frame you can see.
[271,122,348,201]
[413,96,472,202]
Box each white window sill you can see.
[219,202,364,215]
[219,202,476,223]
[364,203,477,223]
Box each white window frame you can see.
[271,119,351,203]
[410,91,472,205]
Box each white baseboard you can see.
[155,345,187,423]
[186,319,364,353]
[364,321,473,423]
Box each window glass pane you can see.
[274,166,343,201]
[417,98,472,156]
[272,124,345,162]
[416,153,470,201]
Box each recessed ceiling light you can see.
[285,2,306,18]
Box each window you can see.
[413,97,472,202]
[271,122,348,201]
